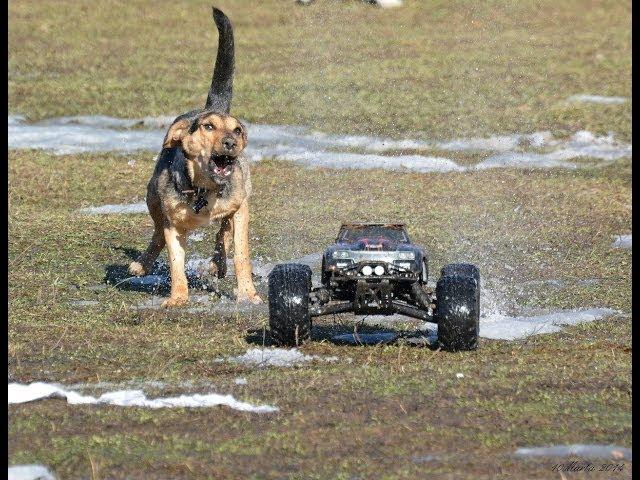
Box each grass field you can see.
[8,0,632,479]
[9,0,631,140]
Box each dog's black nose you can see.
[222,136,236,150]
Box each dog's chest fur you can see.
[161,157,251,231]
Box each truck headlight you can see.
[361,265,373,276]
[374,265,385,276]
[332,250,351,259]
[397,251,414,260]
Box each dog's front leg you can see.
[210,215,234,278]
[232,200,262,304]
[162,225,189,308]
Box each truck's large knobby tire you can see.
[441,263,480,312]
[268,263,312,347]
[441,263,480,287]
[435,273,479,351]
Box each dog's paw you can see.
[128,261,147,277]
[161,296,188,308]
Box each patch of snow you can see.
[234,377,248,385]
[567,94,628,104]
[7,382,277,412]
[41,115,140,129]
[480,308,617,340]
[8,118,164,154]
[8,465,56,480]
[266,150,463,173]
[374,0,403,7]
[612,234,632,249]
[219,348,339,368]
[7,115,26,126]
[188,232,205,242]
[78,202,147,215]
[455,373,464,379]
[474,152,577,170]
[8,116,631,172]
[515,444,632,461]
[437,134,523,152]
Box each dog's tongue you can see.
[213,164,232,176]
[211,158,233,177]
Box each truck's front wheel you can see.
[435,270,479,351]
[268,263,312,347]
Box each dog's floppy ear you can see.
[163,119,191,148]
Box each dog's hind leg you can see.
[209,215,234,278]
[129,196,166,276]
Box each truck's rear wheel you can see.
[268,263,312,347]
[435,271,479,351]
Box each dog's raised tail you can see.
[205,7,235,113]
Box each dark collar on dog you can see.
[192,187,209,213]
[181,187,209,214]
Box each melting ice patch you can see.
[218,348,339,368]
[266,150,463,173]
[373,0,403,7]
[7,382,277,412]
[612,234,632,249]
[515,444,632,461]
[9,115,631,172]
[8,116,164,154]
[78,202,147,215]
[475,131,632,170]
[567,94,629,104]
[8,465,56,480]
[479,308,617,341]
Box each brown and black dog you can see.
[129,7,262,307]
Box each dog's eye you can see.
[233,127,242,135]
[203,124,215,131]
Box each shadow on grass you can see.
[103,246,215,297]
[245,322,438,349]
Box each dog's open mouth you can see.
[209,155,236,178]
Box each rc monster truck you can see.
[268,223,480,351]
